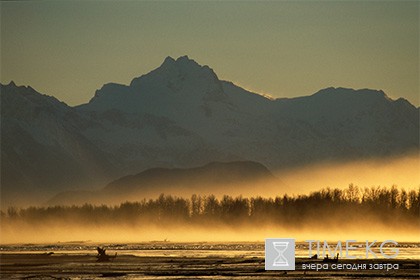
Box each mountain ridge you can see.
[47,160,277,206]
[1,56,419,207]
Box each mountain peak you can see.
[88,55,227,113]
[158,55,210,73]
[161,56,176,67]
[175,55,198,65]
[1,80,20,90]
[1,81,40,96]
[130,55,220,92]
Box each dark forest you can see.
[3,185,419,228]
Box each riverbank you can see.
[1,252,419,279]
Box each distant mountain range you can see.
[48,161,276,205]
[1,56,419,206]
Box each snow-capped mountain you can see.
[1,56,419,206]
[76,56,418,171]
[1,82,116,205]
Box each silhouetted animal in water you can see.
[310,254,318,259]
[97,247,105,255]
[322,253,339,263]
[96,247,117,262]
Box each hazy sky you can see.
[1,1,418,106]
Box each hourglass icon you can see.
[265,238,295,270]
[272,241,289,266]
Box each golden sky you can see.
[1,1,418,106]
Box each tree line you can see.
[2,185,419,227]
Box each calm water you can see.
[1,242,419,259]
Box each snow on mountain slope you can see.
[274,87,419,157]
[1,82,116,206]
[76,56,272,171]
[79,56,230,122]
[77,56,418,170]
